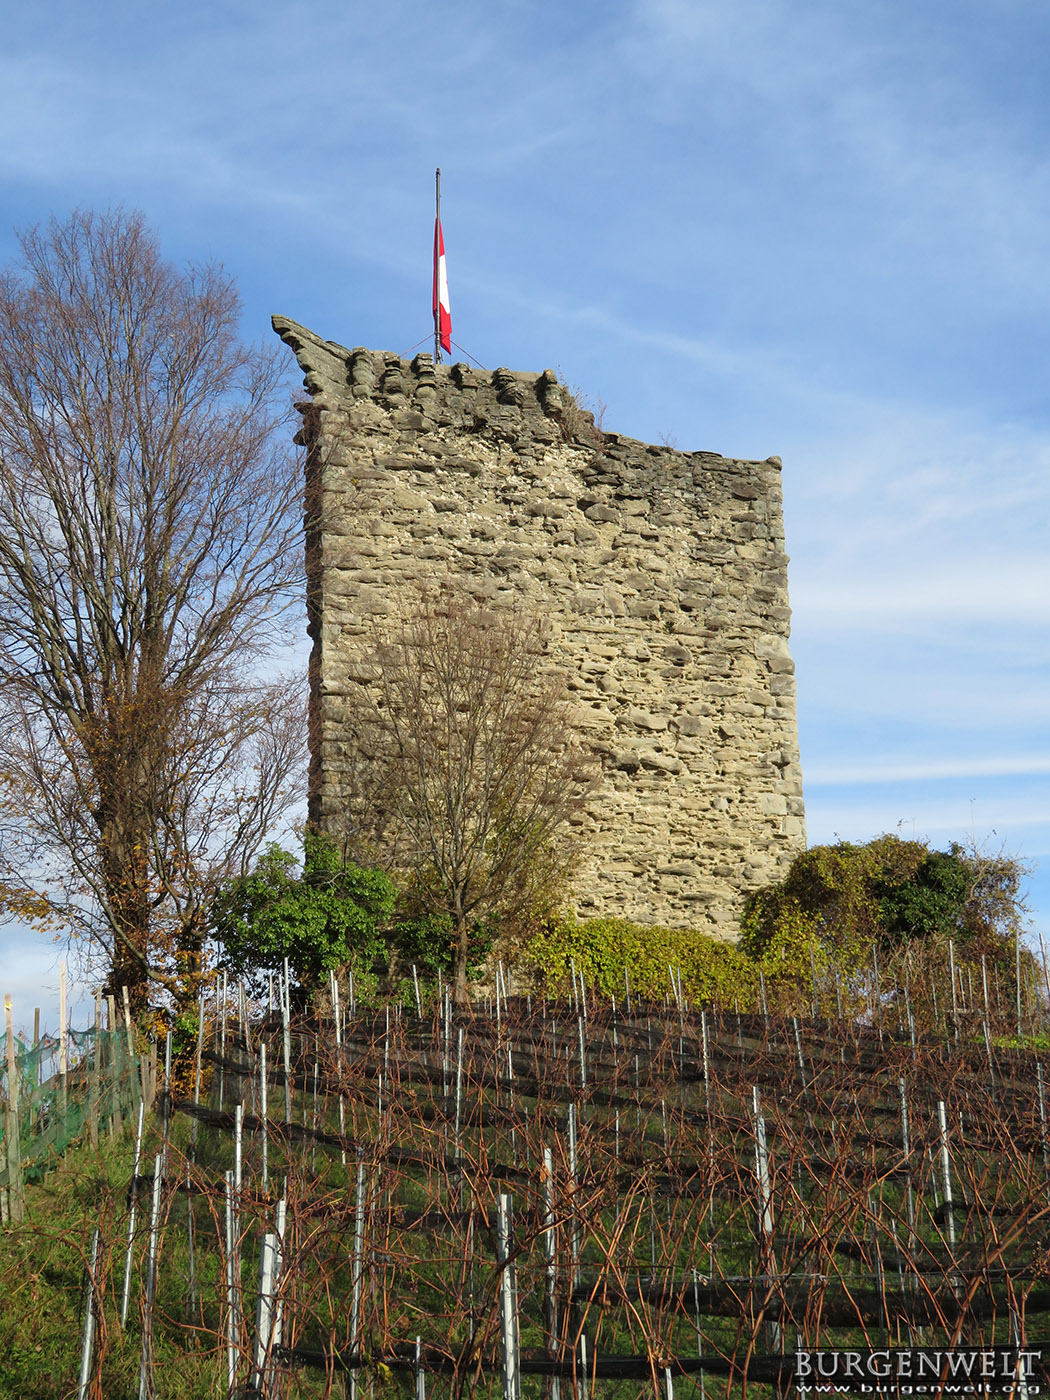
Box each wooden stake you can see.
[76,1229,101,1400]
[4,995,24,1222]
[121,982,133,1052]
[898,1078,916,1257]
[454,1027,465,1164]
[260,1042,269,1193]
[751,1087,779,1352]
[224,1170,240,1395]
[496,1194,522,1400]
[194,986,205,1109]
[281,959,291,1123]
[59,962,68,1120]
[701,1008,711,1107]
[120,1101,147,1328]
[937,1099,956,1250]
[136,1154,163,1400]
[89,991,101,1149]
[567,1102,580,1285]
[249,1230,281,1396]
[1017,935,1025,1037]
[106,994,118,1135]
[1037,1064,1050,1187]
[349,1154,367,1400]
[809,940,819,1019]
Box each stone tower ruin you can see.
[274,315,806,941]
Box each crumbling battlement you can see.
[274,314,806,939]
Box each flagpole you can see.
[434,167,442,364]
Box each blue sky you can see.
[1,0,1048,1021]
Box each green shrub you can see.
[739,893,825,977]
[210,829,398,994]
[739,834,1032,1024]
[742,835,1025,966]
[876,847,973,943]
[525,915,758,1008]
[393,911,495,983]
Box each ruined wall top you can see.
[273,313,783,481]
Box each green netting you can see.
[0,1026,143,1185]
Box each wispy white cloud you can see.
[792,556,1050,627]
[805,793,1046,841]
[623,0,1050,309]
[808,756,1050,786]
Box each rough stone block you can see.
[273,314,806,941]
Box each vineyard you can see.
[36,969,1050,1400]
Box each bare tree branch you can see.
[348,583,596,1004]
[0,210,306,1013]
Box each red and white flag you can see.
[433,217,451,354]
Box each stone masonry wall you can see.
[274,315,806,940]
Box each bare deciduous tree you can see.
[352,586,596,1005]
[0,210,305,1013]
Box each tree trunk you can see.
[174,914,207,1020]
[453,918,471,1008]
[93,742,155,1018]
[101,826,151,1016]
